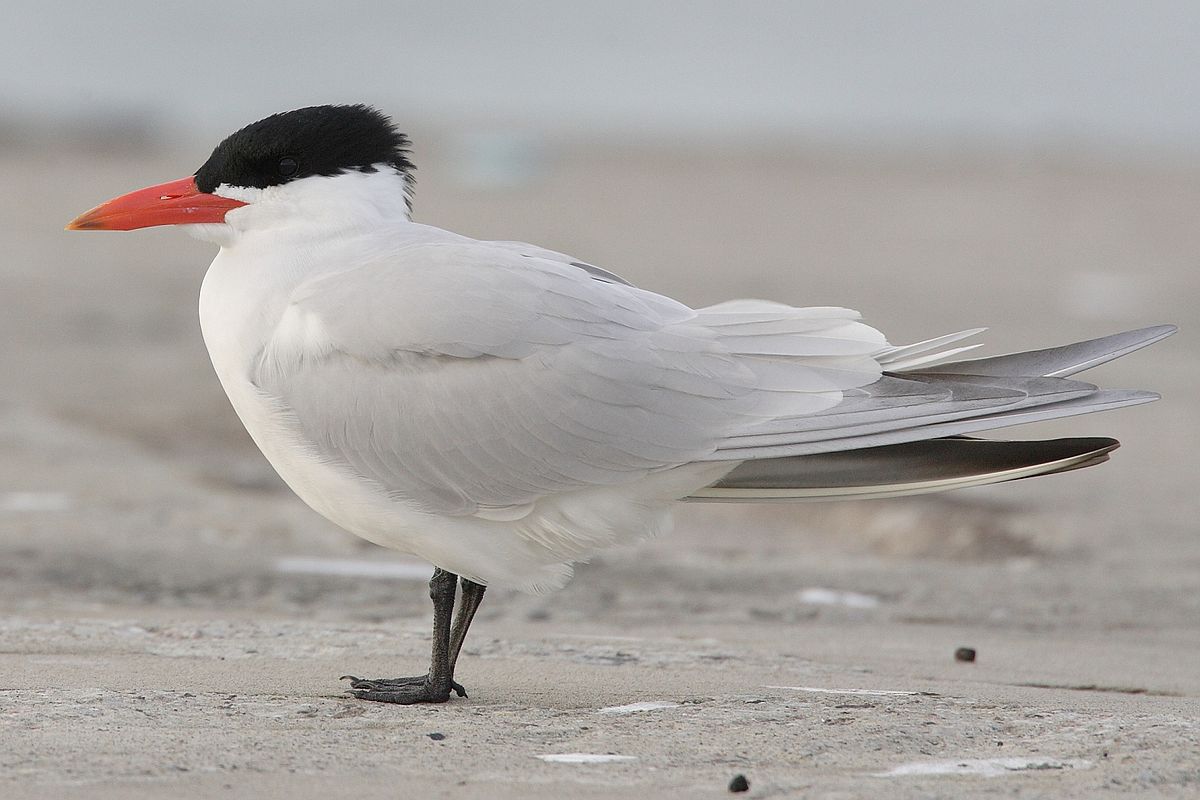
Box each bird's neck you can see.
[197,168,415,247]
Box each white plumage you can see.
[185,167,1170,592]
[68,104,1174,703]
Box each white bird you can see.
[69,105,1175,704]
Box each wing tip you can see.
[1121,389,1161,404]
[1141,323,1178,338]
[689,435,1123,501]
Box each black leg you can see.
[449,578,486,672]
[343,569,487,704]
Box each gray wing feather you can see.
[718,376,1096,448]
[709,389,1157,459]
[917,325,1176,378]
[691,436,1120,500]
[257,235,1172,513]
[484,239,636,286]
[701,325,1176,460]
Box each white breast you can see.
[198,245,425,543]
[194,242,568,591]
[194,233,715,593]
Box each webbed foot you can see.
[342,674,466,704]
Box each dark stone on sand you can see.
[955,647,977,662]
[428,732,446,741]
[729,774,750,792]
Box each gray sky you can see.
[5,1,1200,151]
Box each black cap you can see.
[194,105,414,196]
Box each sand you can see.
[1,139,1197,797]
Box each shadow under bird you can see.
[68,104,1176,705]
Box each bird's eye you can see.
[277,157,300,178]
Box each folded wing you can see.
[254,240,1173,515]
[253,243,884,516]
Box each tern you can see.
[69,105,1174,705]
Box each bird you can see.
[68,104,1175,705]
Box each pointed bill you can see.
[67,176,246,231]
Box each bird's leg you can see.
[448,578,486,673]
[344,567,459,703]
[343,569,487,704]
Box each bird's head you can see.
[67,104,415,244]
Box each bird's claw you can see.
[341,674,467,703]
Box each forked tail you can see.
[689,326,1175,501]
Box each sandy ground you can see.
[2,138,1198,798]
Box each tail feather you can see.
[876,327,986,370]
[689,436,1119,502]
[707,326,1174,461]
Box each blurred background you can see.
[3,3,1199,792]
[1,0,1197,667]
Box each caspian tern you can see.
[69,105,1174,705]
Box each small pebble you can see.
[428,732,446,741]
[955,647,977,663]
[729,774,750,793]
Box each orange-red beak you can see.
[66,176,247,231]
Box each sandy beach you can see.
[2,139,1197,798]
